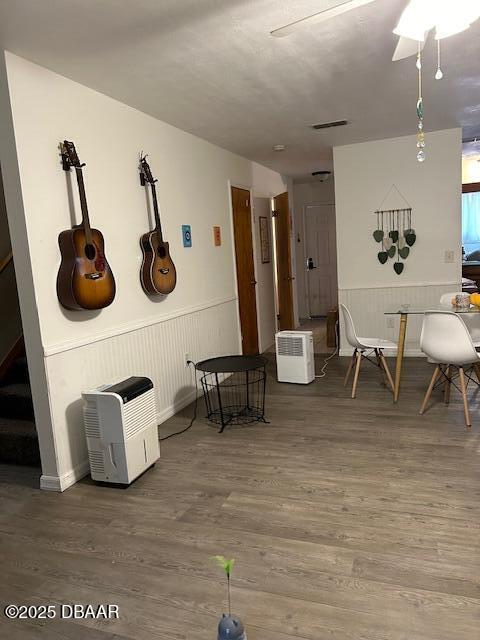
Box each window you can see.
[462,183,480,259]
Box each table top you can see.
[384,304,480,315]
[195,354,268,373]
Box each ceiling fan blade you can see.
[392,34,427,61]
[270,0,377,38]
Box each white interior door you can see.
[304,204,338,317]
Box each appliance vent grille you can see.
[88,450,104,474]
[312,119,348,130]
[84,406,100,438]
[277,336,304,357]
[122,389,157,439]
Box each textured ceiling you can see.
[0,0,479,178]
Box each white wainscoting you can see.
[41,297,241,491]
[338,282,462,357]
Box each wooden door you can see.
[231,187,259,354]
[305,204,338,316]
[273,192,295,330]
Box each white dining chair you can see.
[419,310,480,427]
[340,304,397,399]
[439,292,480,347]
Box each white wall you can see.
[334,128,462,355]
[252,161,287,199]
[293,179,336,319]
[0,52,286,489]
[252,197,276,352]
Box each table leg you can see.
[393,313,408,403]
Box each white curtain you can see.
[462,192,480,245]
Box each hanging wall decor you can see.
[372,185,415,275]
[182,224,192,248]
[259,216,271,263]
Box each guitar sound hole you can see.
[158,246,166,259]
[85,244,96,260]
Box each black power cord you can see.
[159,361,199,441]
[314,318,340,380]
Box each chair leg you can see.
[351,350,362,399]
[474,363,480,384]
[344,349,357,387]
[459,367,472,428]
[419,365,440,415]
[379,351,395,393]
[443,365,451,405]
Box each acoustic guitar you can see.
[56,141,116,311]
[139,154,177,295]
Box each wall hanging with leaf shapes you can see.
[372,185,415,275]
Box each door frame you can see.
[227,180,260,354]
[302,201,337,319]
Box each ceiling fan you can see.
[270,0,480,61]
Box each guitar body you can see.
[57,227,116,310]
[140,230,177,295]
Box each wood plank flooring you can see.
[0,354,479,639]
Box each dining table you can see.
[384,304,480,402]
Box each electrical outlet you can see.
[386,317,395,329]
[444,250,454,263]
[184,352,190,367]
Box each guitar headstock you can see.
[62,140,85,171]
[139,153,157,186]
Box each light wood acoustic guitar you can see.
[139,154,176,295]
[56,140,116,311]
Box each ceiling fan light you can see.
[435,20,473,39]
[393,1,435,41]
[393,24,427,41]
[434,0,480,37]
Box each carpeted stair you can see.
[0,356,40,466]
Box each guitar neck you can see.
[75,167,93,244]
[150,183,164,242]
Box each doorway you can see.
[231,186,259,354]
[273,192,295,330]
[303,204,338,318]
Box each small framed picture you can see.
[259,216,270,263]
[182,224,192,248]
[213,225,221,246]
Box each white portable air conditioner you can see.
[275,331,315,384]
[82,376,160,485]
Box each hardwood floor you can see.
[0,355,479,639]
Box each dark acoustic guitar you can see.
[139,154,176,295]
[56,141,116,311]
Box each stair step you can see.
[4,356,29,385]
[0,417,40,466]
[0,383,34,420]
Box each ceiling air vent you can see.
[312,120,348,130]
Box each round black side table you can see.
[195,355,268,433]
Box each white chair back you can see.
[439,292,461,307]
[340,304,363,350]
[420,311,478,366]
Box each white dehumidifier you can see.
[82,376,160,485]
[275,330,315,384]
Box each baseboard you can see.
[156,387,198,424]
[339,348,425,358]
[40,459,90,492]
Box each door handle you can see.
[251,280,257,285]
